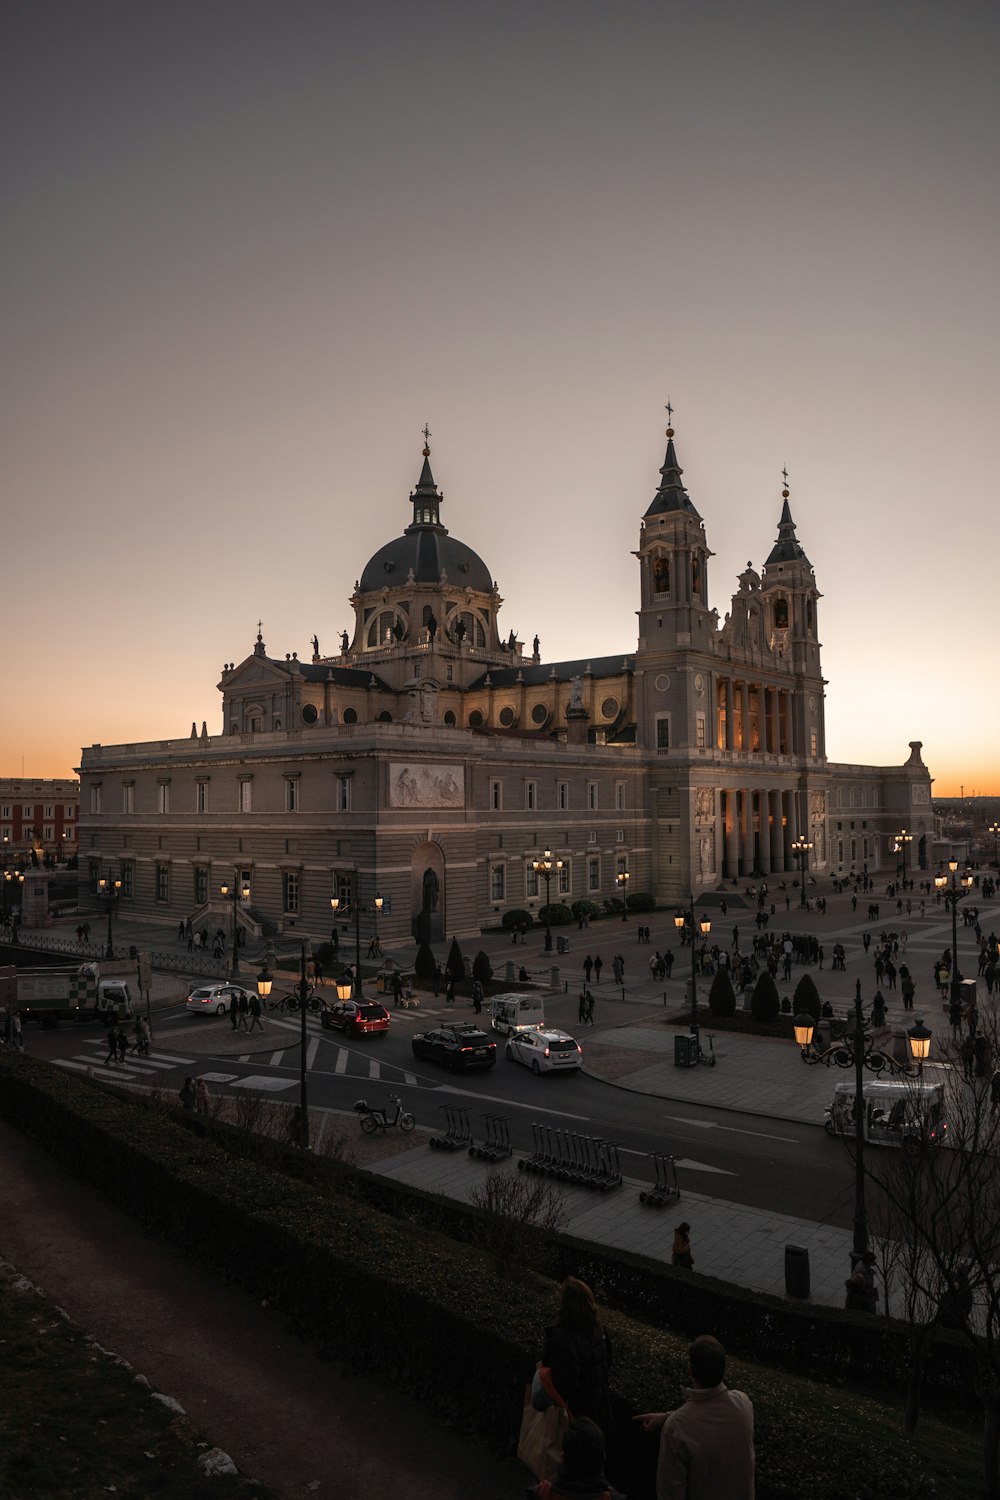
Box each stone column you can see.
[725,790,739,878]
[770,789,784,871]
[741,787,755,874]
[783,792,795,869]
[740,682,750,751]
[725,678,736,750]
[771,690,781,756]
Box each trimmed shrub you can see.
[414,941,437,982]
[501,909,533,933]
[446,936,464,981]
[539,902,573,926]
[708,968,737,1017]
[751,971,781,1023]
[793,972,822,1022]
[625,891,656,913]
[570,900,602,922]
[472,950,493,986]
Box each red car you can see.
[320,999,390,1037]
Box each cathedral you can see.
[77,418,933,945]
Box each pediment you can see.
[218,657,291,692]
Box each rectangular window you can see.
[810,729,818,757]
[558,781,569,810]
[22,805,32,818]
[122,785,134,814]
[490,780,502,811]
[196,782,208,814]
[588,830,597,844]
[695,714,707,748]
[239,780,252,813]
[194,866,208,904]
[43,826,53,841]
[490,864,506,901]
[286,779,299,813]
[656,717,670,750]
[588,783,598,810]
[156,864,169,902]
[0,806,9,819]
[338,776,351,812]
[44,805,53,818]
[90,786,102,814]
[157,783,169,814]
[526,865,539,898]
[65,805,74,819]
[283,871,300,913]
[588,856,600,892]
[558,863,570,895]
[525,781,537,810]
[120,862,133,898]
[615,781,625,811]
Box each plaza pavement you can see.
[20,882,1000,1318]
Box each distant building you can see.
[0,778,78,867]
[77,421,932,942]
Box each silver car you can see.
[504,1028,582,1075]
[185,983,252,1017]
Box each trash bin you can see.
[785,1244,810,1299]
[376,973,387,994]
[557,936,569,955]
[674,1033,698,1069]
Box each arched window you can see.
[366,610,403,648]
[774,597,789,629]
[652,555,670,595]
[449,609,486,647]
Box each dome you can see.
[358,446,494,595]
[359,530,493,594]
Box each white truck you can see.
[2,963,134,1028]
[488,992,545,1036]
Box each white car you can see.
[504,1028,582,1076]
[185,983,252,1017]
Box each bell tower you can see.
[759,474,826,760]
[634,414,715,652]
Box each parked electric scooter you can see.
[353,1093,416,1134]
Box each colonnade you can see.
[719,787,806,879]
[717,678,796,755]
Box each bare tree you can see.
[470,1168,568,1278]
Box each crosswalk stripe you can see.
[306,1037,319,1069]
[269,1051,285,1066]
[334,1049,348,1075]
[368,1058,381,1079]
[403,1071,417,1085]
[58,1059,140,1079]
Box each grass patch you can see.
[0,1265,273,1500]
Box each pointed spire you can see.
[407,423,444,529]
[644,406,701,519]
[765,470,810,565]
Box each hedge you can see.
[0,1056,974,1500]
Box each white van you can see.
[825,1078,948,1150]
[488,993,545,1036]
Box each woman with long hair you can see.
[541,1277,612,1427]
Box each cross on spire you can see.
[421,423,432,450]
[256,619,263,639]
[665,399,673,425]
[781,465,789,487]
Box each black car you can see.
[411,1023,497,1072]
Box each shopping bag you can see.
[517,1383,571,1480]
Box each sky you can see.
[3,0,997,796]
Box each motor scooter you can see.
[353,1093,416,1134]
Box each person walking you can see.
[445,976,455,1005]
[637,1335,755,1500]
[593,955,603,984]
[116,1027,129,1065]
[583,991,595,1026]
[578,989,589,1025]
[870,990,887,1028]
[471,978,483,1014]
[248,992,264,1032]
[960,1034,975,1081]
[230,992,240,1030]
[671,1222,694,1270]
[104,1023,119,1067]
[238,991,249,1031]
[540,1277,613,1430]
[178,1075,197,1112]
[10,1011,23,1054]
[584,955,594,984]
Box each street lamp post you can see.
[989,822,1000,869]
[331,880,383,996]
[220,876,251,979]
[617,870,630,922]
[674,898,711,1044]
[97,870,122,960]
[896,828,913,885]
[935,860,973,1018]
[793,980,933,1272]
[791,837,813,908]
[532,848,563,953]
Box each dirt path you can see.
[0,1119,526,1500]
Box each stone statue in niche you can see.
[568,676,585,712]
[653,555,669,593]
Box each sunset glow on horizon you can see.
[3,2,996,799]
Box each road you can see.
[30,993,856,1231]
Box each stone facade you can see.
[76,423,933,942]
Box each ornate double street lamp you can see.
[533,848,563,953]
[793,980,933,1269]
[674,899,711,1046]
[220,876,251,978]
[331,883,384,995]
[791,837,813,908]
[989,822,1000,869]
[896,828,913,883]
[616,870,630,922]
[935,860,973,1017]
[97,869,122,960]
